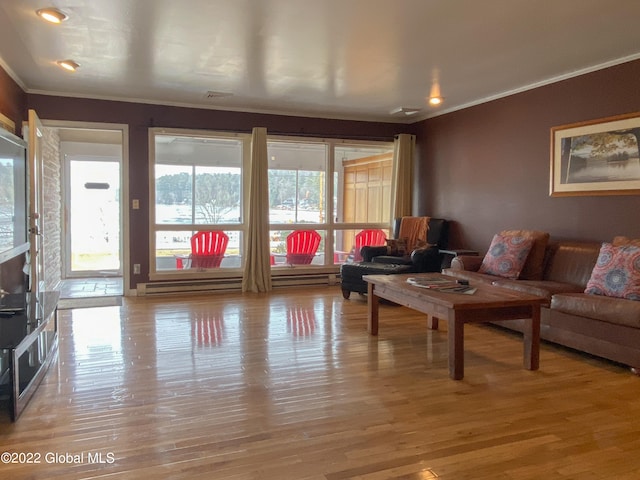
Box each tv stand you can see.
[0,291,59,420]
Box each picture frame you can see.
[550,112,640,196]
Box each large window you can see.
[150,129,394,276]
[151,130,248,273]
[268,138,393,267]
[268,142,327,224]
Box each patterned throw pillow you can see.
[500,229,550,280]
[585,243,640,301]
[478,234,534,279]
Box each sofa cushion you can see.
[478,234,534,279]
[551,293,640,328]
[341,261,413,279]
[491,279,583,306]
[501,229,550,280]
[543,241,601,287]
[373,254,412,265]
[585,243,640,301]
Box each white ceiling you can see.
[1,0,640,123]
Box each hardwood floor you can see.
[1,287,640,479]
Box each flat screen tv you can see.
[0,126,28,264]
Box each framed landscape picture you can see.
[550,112,640,196]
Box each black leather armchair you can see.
[340,217,449,299]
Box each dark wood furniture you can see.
[0,291,59,420]
[364,273,544,380]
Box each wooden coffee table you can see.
[363,273,545,380]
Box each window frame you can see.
[148,128,394,278]
[148,128,251,279]
[267,135,394,268]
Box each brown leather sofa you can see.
[444,240,640,373]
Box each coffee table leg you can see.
[367,282,379,336]
[448,316,464,380]
[523,304,541,370]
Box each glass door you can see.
[66,157,121,276]
[27,110,45,295]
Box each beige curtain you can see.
[391,133,415,223]
[242,127,272,292]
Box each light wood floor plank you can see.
[1,288,640,479]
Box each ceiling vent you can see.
[389,107,421,116]
[204,91,233,100]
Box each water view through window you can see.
[151,130,393,272]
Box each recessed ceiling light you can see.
[57,60,80,72]
[36,8,68,24]
[428,82,444,106]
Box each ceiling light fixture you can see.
[428,82,443,106]
[427,68,444,107]
[36,8,68,24]
[57,59,80,72]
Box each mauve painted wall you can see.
[26,94,406,288]
[415,59,640,253]
[0,67,26,130]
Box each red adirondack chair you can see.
[188,230,229,268]
[353,229,387,262]
[286,230,321,265]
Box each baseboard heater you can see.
[272,272,338,288]
[137,277,243,296]
[138,272,338,296]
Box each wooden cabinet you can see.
[340,153,392,251]
[342,153,392,224]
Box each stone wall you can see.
[41,127,62,290]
